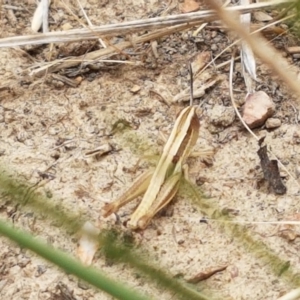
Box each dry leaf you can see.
[253,11,273,22]
[257,137,287,195]
[180,0,200,13]
[77,221,100,265]
[187,265,228,283]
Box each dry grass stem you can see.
[29,11,293,78]
[28,23,195,77]
[0,0,289,48]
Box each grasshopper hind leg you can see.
[102,170,153,217]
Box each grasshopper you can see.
[102,105,200,230]
[102,64,202,230]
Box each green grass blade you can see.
[0,218,151,300]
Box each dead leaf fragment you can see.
[130,85,141,93]
[253,11,273,22]
[242,91,275,128]
[187,265,228,283]
[77,221,100,265]
[180,0,200,13]
[257,138,287,195]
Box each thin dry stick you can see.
[75,0,106,48]
[198,215,300,225]
[0,0,289,48]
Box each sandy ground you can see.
[1,1,300,299]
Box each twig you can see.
[0,0,290,48]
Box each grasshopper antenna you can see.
[189,63,194,106]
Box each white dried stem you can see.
[240,0,256,94]
[42,0,49,33]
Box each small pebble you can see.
[61,22,73,31]
[211,44,217,51]
[130,85,141,93]
[207,105,235,127]
[242,91,275,129]
[75,76,83,84]
[78,280,89,290]
[295,166,300,178]
[35,265,47,277]
[265,118,281,129]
